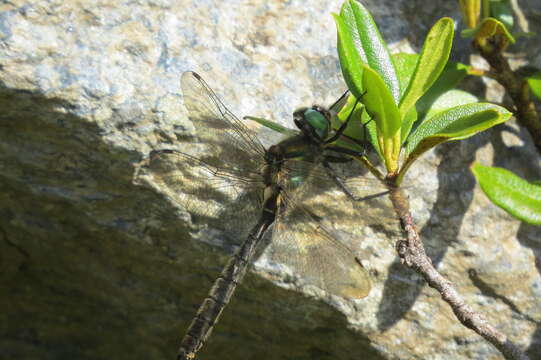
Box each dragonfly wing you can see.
[320,160,401,235]
[146,150,264,236]
[180,71,267,172]
[267,160,372,299]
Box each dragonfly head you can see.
[293,106,331,141]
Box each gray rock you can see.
[1,1,540,359]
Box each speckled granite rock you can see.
[1,1,541,360]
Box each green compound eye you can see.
[304,108,329,139]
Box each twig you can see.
[387,184,530,360]
[475,37,541,154]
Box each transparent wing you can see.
[266,160,373,299]
[146,150,264,236]
[321,160,400,234]
[181,71,266,172]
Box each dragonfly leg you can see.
[325,90,368,145]
[325,98,360,145]
[360,114,374,157]
[328,89,349,113]
[322,161,359,201]
[323,160,391,202]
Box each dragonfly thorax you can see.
[293,105,332,142]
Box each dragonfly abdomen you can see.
[177,203,277,360]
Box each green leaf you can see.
[401,106,417,145]
[489,0,514,30]
[334,13,365,99]
[399,17,455,118]
[244,116,298,137]
[471,163,541,225]
[419,89,478,123]
[473,17,516,46]
[340,0,400,103]
[416,61,470,116]
[391,55,471,142]
[362,66,401,172]
[527,71,541,101]
[362,65,401,140]
[397,103,512,182]
[392,53,419,99]
[405,102,511,156]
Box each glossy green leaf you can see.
[340,0,400,103]
[527,71,541,101]
[420,89,478,122]
[405,103,511,156]
[416,61,470,116]
[401,106,417,145]
[392,53,419,98]
[244,116,298,137]
[392,54,471,139]
[334,13,365,99]
[399,17,455,118]
[472,163,541,225]
[362,66,401,172]
[362,65,401,140]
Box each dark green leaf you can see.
[334,13,365,99]
[340,0,400,103]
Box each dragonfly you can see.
[146,71,395,360]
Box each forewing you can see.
[181,71,266,172]
[146,150,264,235]
[267,160,372,299]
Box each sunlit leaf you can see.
[399,18,455,119]
[472,163,541,225]
[340,0,400,102]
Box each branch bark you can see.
[475,37,541,154]
[388,185,530,360]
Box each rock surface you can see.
[1,1,541,359]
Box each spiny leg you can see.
[359,112,374,157]
[325,96,360,145]
[329,89,349,113]
[323,152,391,202]
[322,160,359,201]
